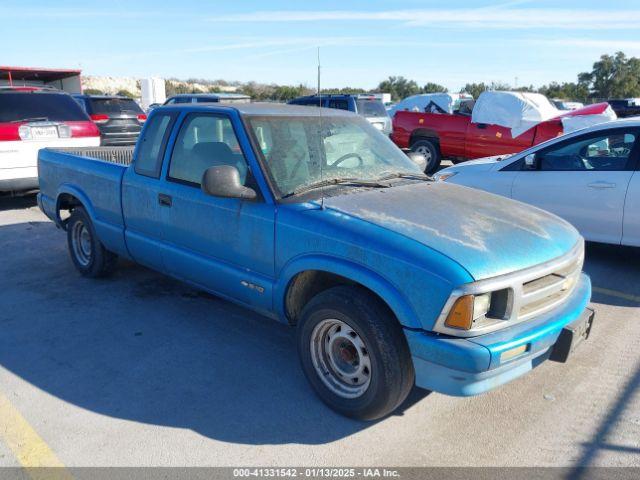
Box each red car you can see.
[391,91,615,173]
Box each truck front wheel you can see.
[410,138,441,174]
[66,207,118,278]
[297,286,415,420]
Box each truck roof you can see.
[157,102,356,117]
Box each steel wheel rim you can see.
[71,220,92,267]
[310,319,371,399]
[414,145,433,168]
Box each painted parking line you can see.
[0,393,73,480]
[593,286,640,304]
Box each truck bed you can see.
[49,146,134,166]
[37,147,131,256]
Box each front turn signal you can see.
[445,295,474,330]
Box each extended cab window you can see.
[328,99,349,110]
[134,113,174,178]
[538,131,637,171]
[169,114,248,186]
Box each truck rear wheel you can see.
[66,207,118,278]
[410,138,441,174]
[297,286,415,421]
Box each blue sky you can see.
[3,0,640,90]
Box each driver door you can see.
[511,128,639,244]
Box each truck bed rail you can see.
[49,146,134,166]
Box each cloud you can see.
[208,8,640,30]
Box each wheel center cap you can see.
[339,343,358,364]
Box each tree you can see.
[578,52,640,99]
[460,81,511,99]
[83,88,104,95]
[422,82,447,93]
[116,89,135,98]
[376,76,420,101]
[538,82,590,102]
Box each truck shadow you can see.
[0,220,428,446]
[567,362,640,477]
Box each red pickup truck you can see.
[391,91,614,173]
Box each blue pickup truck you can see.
[37,103,594,420]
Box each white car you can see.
[433,118,640,246]
[0,87,100,193]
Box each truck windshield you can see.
[246,114,421,197]
[0,92,89,123]
[356,99,388,117]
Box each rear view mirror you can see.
[408,152,427,172]
[524,153,537,169]
[201,165,257,200]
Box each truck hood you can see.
[323,182,580,281]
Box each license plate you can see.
[549,309,595,363]
[30,126,59,139]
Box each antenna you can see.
[317,47,325,210]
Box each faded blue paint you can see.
[323,182,582,281]
[37,103,593,400]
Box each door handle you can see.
[587,181,616,189]
[158,193,172,207]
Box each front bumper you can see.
[405,273,592,396]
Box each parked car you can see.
[73,95,146,146]
[164,93,250,105]
[607,99,640,118]
[392,91,616,173]
[37,103,593,420]
[0,86,100,193]
[551,99,585,111]
[387,92,473,118]
[433,118,640,247]
[288,94,392,135]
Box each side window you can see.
[134,113,174,178]
[169,114,248,186]
[328,99,349,110]
[538,131,637,171]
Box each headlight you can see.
[433,171,457,182]
[444,292,492,330]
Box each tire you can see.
[297,286,415,421]
[66,207,118,278]
[410,138,441,174]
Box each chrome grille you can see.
[517,246,583,321]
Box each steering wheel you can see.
[330,152,364,168]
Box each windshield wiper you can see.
[282,177,391,198]
[374,172,432,182]
[10,117,49,123]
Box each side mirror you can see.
[201,165,257,200]
[524,153,537,170]
[407,152,427,172]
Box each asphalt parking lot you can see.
[0,193,639,469]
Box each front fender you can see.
[275,254,423,329]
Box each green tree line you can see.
[161,51,640,103]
